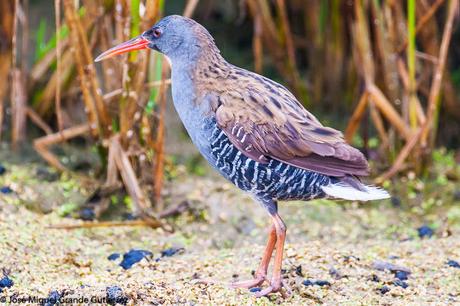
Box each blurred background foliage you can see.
[0,0,459,217]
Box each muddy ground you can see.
[1,145,460,305]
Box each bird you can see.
[95,15,390,297]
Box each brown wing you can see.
[212,72,369,177]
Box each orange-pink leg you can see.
[254,213,291,298]
[230,223,276,289]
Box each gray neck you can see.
[169,58,214,153]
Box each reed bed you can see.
[0,0,458,218]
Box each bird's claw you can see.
[253,279,292,298]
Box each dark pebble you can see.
[249,287,261,293]
[417,225,434,238]
[107,253,120,261]
[79,208,95,221]
[295,265,303,277]
[447,260,460,268]
[453,190,460,202]
[391,196,401,208]
[302,279,331,287]
[395,270,409,280]
[36,167,59,182]
[43,290,61,306]
[329,267,344,280]
[119,249,153,270]
[0,276,14,288]
[393,279,409,289]
[315,280,331,286]
[378,285,390,294]
[106,286,128,305]
[123,213,137,221]
[161,247,184,257]
[0,165,6,175]
[370,274,380,282]
[0,186,13,194]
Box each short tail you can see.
[321,181,390,201]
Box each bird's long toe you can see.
[230,276,266,289]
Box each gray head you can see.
[95,15,220,65]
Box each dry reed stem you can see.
[153,62,168,211]
[275,0,297,77]
[110,135,156,219]
[63,0,110,137]
[345,92,369,143]
[0,1,15,141]
[48,219,163,229]
[11,0,27,148]
[377,0,458,182]
[369,101,389,148]
[103,79,171,101]
[105,139,120,187]
[11,70,27,148]
[252,13,263,73]
[34,123,91,172]
[183,0,199,18]
[398,0,445,53]
[55,0,63,132]
[26,106,53,135]
[63,0,100,136]
[367,84,412,141]
[36,50,74,116]
[397,58,426,124]
[29,38,69,83]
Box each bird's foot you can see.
[229,275,266,289]
[254,278,292,298]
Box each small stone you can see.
[161,247,184,257]
[370,274,380,282]
[447,260,460,268]
[108,253,120,261]
[393,279,408,289]
[106,286,128,305]
[43,290,61,306]
[314,280,331,287]
[394,271,409,280]
[391,196,401,208]
[453,190,460,201]
[372,260,411,274]
[378,285,390,294]
[249,287,261,292]
[302,279,330,287]
[329,267,343,279]
[0,165,6,175]
[0,276,13,288]
[417,225,434,238]
[0,186,13,194]
[79,208,95,221]
[123,213,137,220]
[295,265,303,277]
[119,249,152,269]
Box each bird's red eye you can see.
[153,28,162,38]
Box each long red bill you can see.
[94,36,150,62]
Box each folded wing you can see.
[213,72,369,177]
